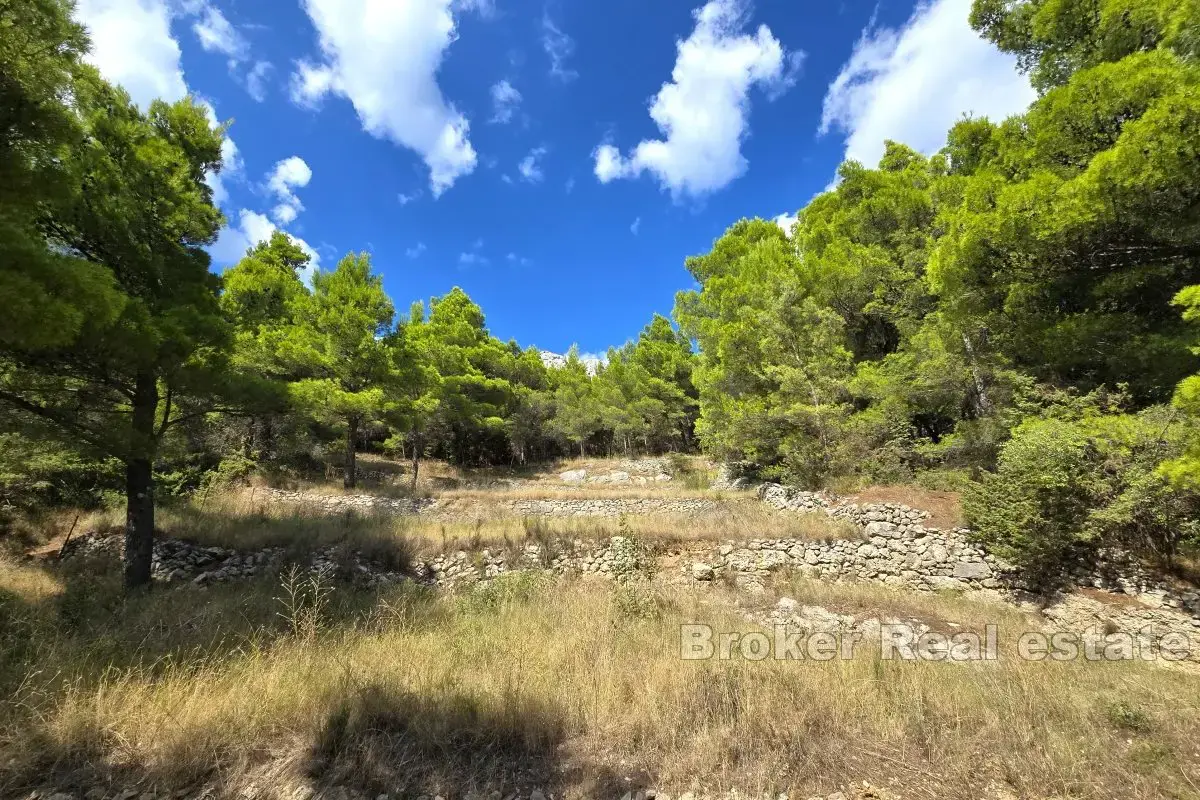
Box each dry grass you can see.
[436,485,731,501]
[283,454,719,496]
[2,556,1199,800]
[62,490,858,563]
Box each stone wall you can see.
[63,481,1200,630]
[258,487,720,518]
[257,487,439,515]
[509,497,718,517]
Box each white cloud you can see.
[266,156,313,226]
[459,252,489,266]
[398,191,421,205]
[73,0,188,108]
[291,0,478,196]
[592,0,797,199]
[210,210,321,282]
[245,60,273,102]
[489,79,522,124]
[209,135,242,207]
[192,4,247,60]
[406,242,427,258]
[542,13,577,81]
[820,0,1035,168]
[773,211,798,237]
[196,99,242,208]
[290,60,336,106]
[506,252,531,265]
[630,217,641,235]
[565,177,576,193]
[518,146,547,183]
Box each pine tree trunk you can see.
[410,428,421,490]
[579,440,585,458]
[344,417,358,489]
[124,370,158,590]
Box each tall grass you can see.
[2,556,1199,799]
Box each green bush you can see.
[964,404,1200,586]
[0,433,122,512]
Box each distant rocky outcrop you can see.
[538,349,603,375]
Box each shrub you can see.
[964,404,1200,586]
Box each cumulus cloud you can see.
[291,0,478,196]
[592,0,798,199]
[398,191,421,205]
[542,13,577,81]
[489,79,522,124]
[192,4,247,60]
[245,60,273,102]
[210,210,321,282]
[518,146,547,183]
[266,156,313,225]
[819,0,1036,168]
[506,252,531,266]
[459,252,490,266]
[773,211,798,237]
[73,0,188,108]
[630,217,641,235]
[406,242,427,258]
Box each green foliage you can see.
[283,252,395,487]
[1160,284,1200,487]
[0,0,124,352]
[1104,700,1153,733]
[964,400,1200,584]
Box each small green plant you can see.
[609,521,657,582]
[1104,700,1152,733]
[462,571,548,613]
[611,582,672,621]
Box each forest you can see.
[2,0,1199,589]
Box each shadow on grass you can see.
[5,676,635,799]
[306,685,576,797]
[156,499,423,574]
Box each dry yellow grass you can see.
[2,556,1199,800]
[279,454,720,496]
[64,489,858,562]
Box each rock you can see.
[952,561,991,580]
[776,597,798,613]
[691,563,716,581]
[864,521,897,537]
[559,469,587,483]
[529,791,547,800]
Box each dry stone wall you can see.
[61,482,1200,631]
[255,487,438,515]
[259,487,719,518]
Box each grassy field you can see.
[2,466,1197,799]
[2,554,1200,800]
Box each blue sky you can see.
[73,0,1034,356]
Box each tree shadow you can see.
[306,684,568,797]
[5,679,638,800]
